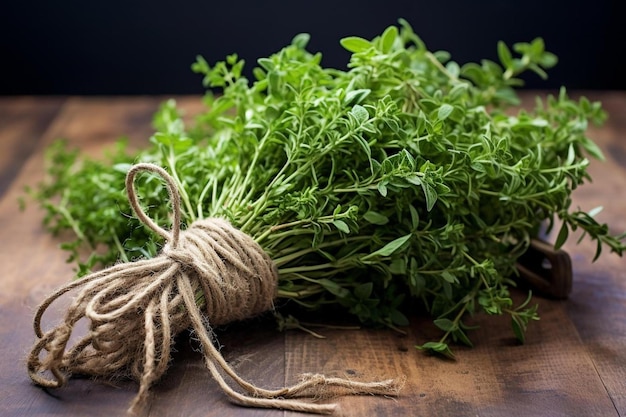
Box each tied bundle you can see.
[27,163,403,414]
[27,20,626,381]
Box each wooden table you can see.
[1,93,625,417]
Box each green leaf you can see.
[511,316,525,343]
[150,132,192,151]
[377,182,388,197]
[268,71,281,94]
[453,328,474,347]
[416,342,455,359]
[354,135,372,159]
[390,309,410,326]
[380,25,398,53]
[409,204,419,230]
[433,318,456,331]
[191,55,210,74]
[389,258,406,274]
[226,53,238,65]
[539,51,558,68]
[112,163,133,174]
[369,234,412,257]
[257,58,275,71]
[332,219,350,233]
[581,137,605,161]
[354,282,374,300]
[291,33,311,49]
[565,143,576,166]
[437,104,454,121]
[588,206,603,218]
[555,221,569,250]
[441,270,458,284]
[421,182,438,211]
[363,211,389,225]
[344,89,371,105]
[497,41,513,69]
[317,279,350,298]
[340,36,372,53]
[350,104,369,123]
[530,38,545,56]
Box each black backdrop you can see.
[1,1,623,95]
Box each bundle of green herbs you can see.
[29,20,625,356]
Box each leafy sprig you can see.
[27,19,625,355]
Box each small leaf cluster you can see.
[27,19,625,355]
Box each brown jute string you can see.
[27,162,403,414]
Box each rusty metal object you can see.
[516,239,573,299]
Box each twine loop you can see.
[27,163,402,414]
[162,243,195,267]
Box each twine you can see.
[27,163,403,414]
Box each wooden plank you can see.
[283,291,619,416]
[147,319,286,417]
[0,97,65,197]
[1,301,285,417]
[566,264,626,416]
[563,91,626,416]
[0,96,162,417]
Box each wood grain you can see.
[1,93,625,417]
[563,91,626,416]
[0,97,64,197]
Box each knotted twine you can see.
[27,163,403,414]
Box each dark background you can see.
[1,1,624,95]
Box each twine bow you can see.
[27,163,402,414]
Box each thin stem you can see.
[166,149,196,223]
